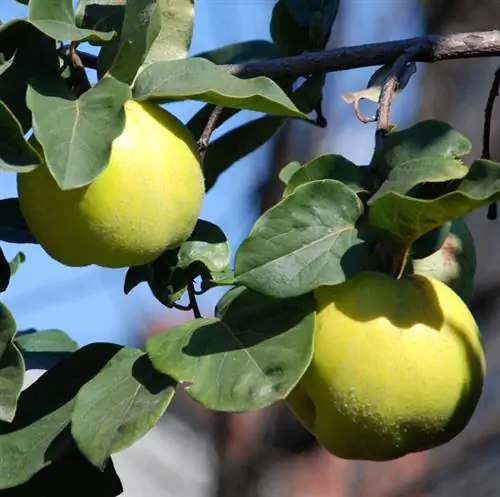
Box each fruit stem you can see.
[392,246,411,279]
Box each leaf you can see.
[370,120,472,178]
[71,348,175,469]
[0,22,60,133]
[369,156,469,204]
[204,116,284,190]
[284,154,374,197]
[75,0,126,40]
[0,250,10,293]
[0,342,122,489]
[8,252,26,278]
[27,75,132,190]
[369,159,500,246]
[28,0,116,43]
[0,102,42,172]
[292,73,326,114]
[6,444,123,497]
[133,58,308,119]
[270,0,311,56]
[196,39,279,65]
[0,198,37,244]
[177,220,230,273]
[279,161,301,184]
[235,180,376,299]
[0,302,24,422]
[146,286,315,412]
[123,264,150,295]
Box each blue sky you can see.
[0,0,422,347]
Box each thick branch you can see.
[227,30,500,79]
[78,31,500,79]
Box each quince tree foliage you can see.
[0,0,494,494]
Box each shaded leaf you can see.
[284,154,374,197]
[146,286,315,411]
[75,0,126,40]
[235,180,376,299]
[370,120,472,179]
[27,75,132,190]
[0,198,37,244]
[3,444,123,497]
[28,0,116,43]
[0,250,10,293]
[133,57,308,118]
[369,159,500,246]
[205,116,284,190]
[72,348,175,469]
[292,73,326,114]
[123,264,150,295]
[0,22,59,133]
[0,102,42,172]
[0,342,122,489]
[270,0,311,56]
[0,303,23,422]
[196,39,279,65]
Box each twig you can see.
[75,30,500,81]
[187,280,202,319]
[483,66,500,220]
[376,43,428,143]
[197,105,224,160]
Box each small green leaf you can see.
[0,102,42,172]
[370,120,472,179]
[196,40,279,65]
[235,180,376,299]
[177,220,230,273]
[28,0,116,43]
[123,264,150,295]
[8,252,25,278]
[284,154,374,197]
[146,286,315,412]
[15,329,78,354]
[133,58,308,119]
[0,302,23,422]
[205,116,284,191]
[279,161,301,184]
[72,348,175,469]
[0,342,122,489]
[0,198,37,244]
[369,159,500,245]
[27,75,132,190]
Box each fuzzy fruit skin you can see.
[17,100,204,268]
[286,271,485,461]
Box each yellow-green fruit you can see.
[17,100,204,268]
[286,271,485,461]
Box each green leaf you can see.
[196,39,279,65]
[369,159,500,246]
[15,329,78,354]
[75,0,126,40]
[0,198,37,244]
[0,302,24,422]
[28,0,116,43]
[292,73,326,114]
[279,161,301,184]
[177,220,230,273]
[123,264,150,295]
[0,342,122,489]
[0,22,60,133]
[72,348,175,469]
[235,180,376,299]
[5,444,123,497]
[370,156,469,204]
[27,75,132,190]
[146,286,315,412]
[133,58,308,118]
[205,116,284,191]
[370,120,472,179]
[270,0,310,56]
[8,252,25,278]
[0,102,42,172]
[284,154,374,197]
